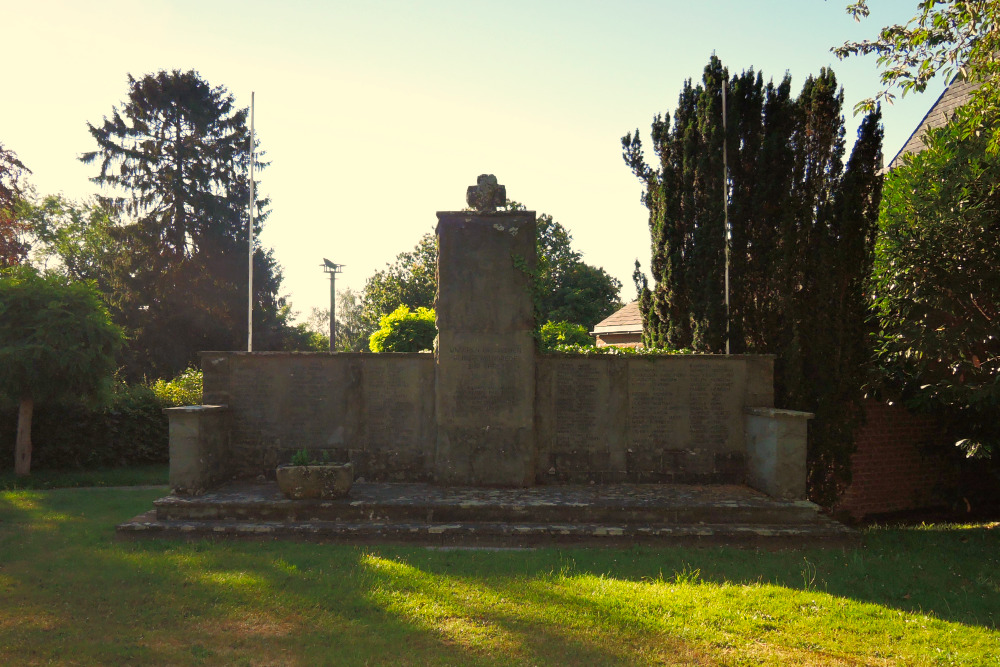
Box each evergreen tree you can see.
[624,58,883,503]
[82,70,291,379]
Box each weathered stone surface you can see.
[201,352,435,482]
[435,209,536,486]
[276,463,354,499]
[200,349,776,488]
[744,407,813,500]
[166,405,230,495]
[535,356,628,483]
[465,174,506,212]
[117,481,857,548]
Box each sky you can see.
[4,0,946,323]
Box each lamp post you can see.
[321,259,344,352]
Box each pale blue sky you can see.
[5,0,943,319]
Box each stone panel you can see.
[624,357,748,483]
[435,331,535,485]
[435,211,535,333]
[535,356,627,483]
[198,352,434,481]
[361,355,436,481]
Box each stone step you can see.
[117,511,857,549]
[151,482,826,527]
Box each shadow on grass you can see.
[2,489,649,665]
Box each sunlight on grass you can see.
[356,551,999,665]
[198,569,269,591]
[1,492,40,512]
[360,553,528,658]
[0,491,76,528]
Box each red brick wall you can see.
[835,400,956,519]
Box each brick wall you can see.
[835,399,956,519]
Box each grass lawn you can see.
[0,487,997,665]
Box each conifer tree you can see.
[624,58,883,503]
[82,70,291,378]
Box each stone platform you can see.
[117,482,857,549]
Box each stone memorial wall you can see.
[536,354,772,484]
[201,351,436,481]
[182,176,782,490]
[201,350,773,485]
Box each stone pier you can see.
[434,175,537,486]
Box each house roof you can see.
[888,77,979,169]
[592,301,643,334]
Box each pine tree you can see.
[82,70,289,378]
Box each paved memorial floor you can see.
[118,481,857,549]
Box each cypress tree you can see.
[624,59,883,503]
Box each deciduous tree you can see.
[361,232,437,333]
[368,305,436,353]
[874,119,1000,458]
[0,268,123,475]
[0,142,31,267]
[835,1,1000,152]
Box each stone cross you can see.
[466,174,506,212]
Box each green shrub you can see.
[369,306,436,353]
[0,382,168,471]
[151,367,203,406]
[543,343,695,355]
[539,320,592,349]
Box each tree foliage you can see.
[362,232,437,335]
[0,142,31,267]
[874,119,1000,458]
[835,0,1000,152]
[623,57,884,503]
[368,305,436,353]
[24,195,123,288]
[0,267,123,474]
[534,212,623,329]
[82,69,298,379]
[539,320,592,349]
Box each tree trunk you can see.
[14,396,33,476]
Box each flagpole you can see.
[248,92,255,352]
[722,78,731,356]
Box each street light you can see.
[321,259,344,352]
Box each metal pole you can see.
[329,270,336,352]
[722,78,731,356]
[247,92,255,352]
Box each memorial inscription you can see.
[689,362,739,449]
[553,363,602,451]
[628,361,689,450]
[364,361,417,450]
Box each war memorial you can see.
[119,176,853,547]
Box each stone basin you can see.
[275,462,354,500]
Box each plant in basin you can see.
[276,449,354,499]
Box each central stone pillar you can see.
[434,175,537,486]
